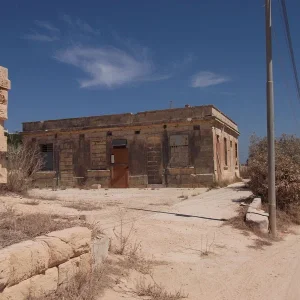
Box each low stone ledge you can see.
[246,198,269,234]
[46,227,91,257]
[0,227,91,292]
[0,227,108,299]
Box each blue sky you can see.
[1,0,300,162]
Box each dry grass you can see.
[248,238,273,250]
[0,206,87,249]
[32,194,60,201]
[224,206,268,238]
[117,242,157,275]
[31,259,120,300]
[225,201,292,239]
[200,233,215,257]
[178,195,189,200]
[63,201,102,211]
[23,199,40,206]
[149,202,171,207]
[135,277,188,300]
[208,177,243,190]
[192,193,200,197]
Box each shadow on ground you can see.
[128,208,227,222]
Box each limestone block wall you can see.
[0,227,93,300]
[0,66,10,184]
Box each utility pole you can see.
[265,0,276,237]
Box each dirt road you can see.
[98,183,300,300]
[2,183,300,299]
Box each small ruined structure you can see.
[0,66,10,184]
[22,105,240,188]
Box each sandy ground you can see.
[1,184,300,299]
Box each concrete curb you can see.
[246,197,269,234]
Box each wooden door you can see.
[111,148,129,188]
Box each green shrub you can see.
[248,134,300,223]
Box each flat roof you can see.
[22,105,238,133]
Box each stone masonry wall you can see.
[0,66,10,184]
[0,227,92,300]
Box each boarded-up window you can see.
[224,138,228,166]
[169,135,189,167]
[40,144,53,171]
[90,140,106,169]
[235,142,238,165]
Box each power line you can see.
[277,0,300,102]
[272,24,299,127]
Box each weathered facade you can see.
[22,105,240,188]
[0,66,10,184]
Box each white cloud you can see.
[23,33,59,42]
[35,20,60,32]
[55,46,167,88]
[62,14,100,35]
[191,71,230,88]
[24,20,60,42]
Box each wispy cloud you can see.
[35,20,60,32]
[62,14,100,35]
[23,33,59,42]
[55,46,167,88]
[190,71,230,88]
[24,20,60,42]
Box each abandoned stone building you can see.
[22,105,240,188]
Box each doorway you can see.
[111,140,129,188]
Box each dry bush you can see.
[117,242,155,275]
[200,233,216,256]
[0,207,81,249]
[248,134,300,223]
[240,165,250,179]
[5,141,44,193]
[63,201,103,211]
[136,276,188,300]
[31,260,120,300]
[112,210,135,255]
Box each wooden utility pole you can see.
[265,0,276,237]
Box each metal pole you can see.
[265,0,276,237]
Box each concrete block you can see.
[0,278,31,300]
[29,267,58,299]
[79,253,92,275]
[0,251,10,291]
[0,105,7,120]
[6,240,50,287]
[250,197,262,210]
[91,184,102,189]
[92,236,110,268]
[246,201,269,234]
[35,236,73,268]
[0,168,7,184]
[58,257,80,287]
[0,79,11,90]
[0,67,8,79]
[46,227,91,257]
